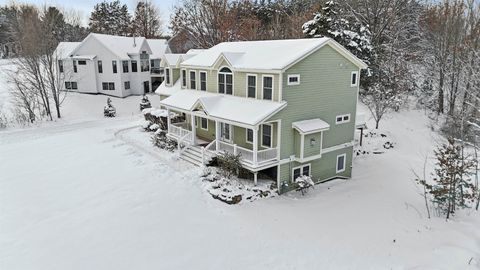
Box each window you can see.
[218,67,233,95]
[221,123,231,142]
[150,59,155,68]
[65,81,71,89]
[122,60,129,73]
[112,60,117,73]
[73,60,77,73]
[65,81,78,90]
[261,124,272,148]
[292,164,311,182]
[247,75,256,98]
[71,82,78,90]
[98,60,103,73]
[131,60,138,72]
[166,68,171,85]
[336,154,346,173]
[200,71,207,91]
[335,114,351,124]
[102,82,115,90]
[246,128,254,144]
[263,76,273,100]
[124,81,130,90]
[200,117,208,130]
[288,74,300,85]
[140,52,149,72]
[190,71,196,89]
[351,71,358,87]
[78,60,86,65]
[58,60,63,73]
[181,69,186,88]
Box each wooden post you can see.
[360,128,364,146]
[215,121,221,151]
[253,126,258,166]
[191,114,196,145]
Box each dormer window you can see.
[165,68,171,85]
[262,75,273,100]
[218,67,233,95]
[181,69,186,88]
[190,71,196,89]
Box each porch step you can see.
[179,146,208,167]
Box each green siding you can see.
[303,132,322,158]
[172,68,180,83]
[268,45,359,190]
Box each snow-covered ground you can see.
[1,89,479,269]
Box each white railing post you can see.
[167,108,171,133]
[253,126,258,166]
[201,146,205,165]
[191,114,196,145]
[233,144,237,155]
[215,121,221,152]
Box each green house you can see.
[156,38,367,194]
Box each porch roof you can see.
[160,90,287,127]
[292,118,330,134]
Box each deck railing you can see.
[217,140,278,166]
[170,124,192,143]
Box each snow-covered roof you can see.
[186,49,206,55]
[163,54,185,67]
[71,55,96,60]
[155,79,181,96]
[182,38,368,70]
[160,90,287,127]
[292,119,330,134]
[147,39,171,59]
[54,42,81,59]
[72,33,152,60]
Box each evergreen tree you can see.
[132,1,163,38]
[88,1,131,36]
[419,139,476,218]
[302,0,373,64]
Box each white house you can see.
[55,33,171,98]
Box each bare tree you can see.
[132,1,164,38]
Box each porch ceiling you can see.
[160,90,287,127]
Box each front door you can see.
[143,81,150,94]
[220,123,232,142]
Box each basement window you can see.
[336,154,346,173]
[292,164,311,182]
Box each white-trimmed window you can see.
[220,122,232,142]
[351,71,359,87]
[336,153,346,173]
[190,70,196,90]
[165,68,171,85]
[181,69,187,88]
[200,117,208,130]
[262,75,273,100]
[261,124,272,148]
[218,67,233,95]
[246,74,256,98]
[335,114,351,124]
[200,71,207,91]
[292,164,311,182]
[287,74,300,85]
[246,128,254,144]
[124,81,130,90]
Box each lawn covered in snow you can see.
[0,92,479,269]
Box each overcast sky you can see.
[0,0,179,33]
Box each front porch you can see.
[166,113,281,171]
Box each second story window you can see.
[112,60,117,73]
[336,114,351,124]
[131,61,138,72]
[181,69,186,88]
[58,60,63,73]
[261,124,272,148]
[218,67,233,95]
[140,53,149,72]
[351,71,358,87]
[166,68,171,85]
[287,74,300,85]
[263,76,273,100]
[98,60,103,73]
[200,71,207,91]
[124,81,130,90]
[73,60,77,73]
[122,61,129,73]
[247,75,256,98]
[190,71,196,89]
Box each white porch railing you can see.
[217,140,278,166]
[170,123,193,143]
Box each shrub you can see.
[151,130,177,152]
[295,175,315,195]
[217,151,243,178]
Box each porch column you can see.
[215,121,221,151]
[167,108,171,133]
[191,114,196,145]
[253,125,258,166]
[254,172,258,186]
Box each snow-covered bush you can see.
[151,130,177,152]
[103,98,116,117]
[217,152,243,178]
[295,175,315,195]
